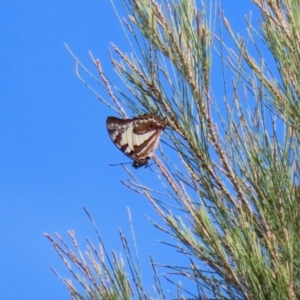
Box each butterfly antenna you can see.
[109,162,132,167]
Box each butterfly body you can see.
[106,114,166,168]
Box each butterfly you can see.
[106,113,166,168]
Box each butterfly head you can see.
[132,157,150,169]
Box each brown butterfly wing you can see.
[106,114,165,168]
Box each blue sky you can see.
[1,1,259,299]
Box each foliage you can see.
[46,0,300,299]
